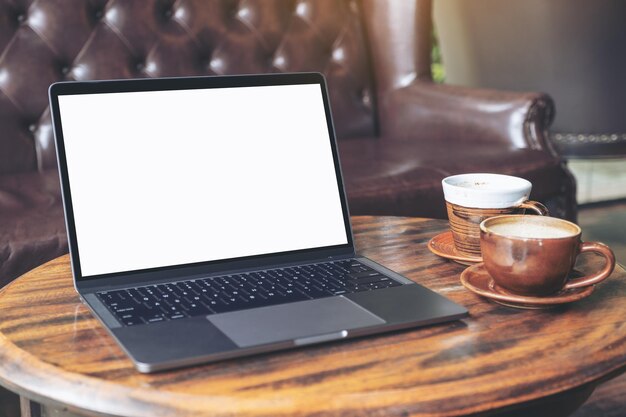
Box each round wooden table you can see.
[0,216,625,417]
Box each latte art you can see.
[488,222,574,239]
[456,181,490,189]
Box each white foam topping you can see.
[487,222,575,239]
[442,173,532,209]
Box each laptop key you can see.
[347,275,389,285]
[347,271,384,280]
[162,300,185,313]
[125,289,144,303]
[98,259,403,326]
[146,315,165,323]
[109,301,136,312]
[118,307,144,321]
[367,281,390,290]
[121,317,143,326]
[305,286,333,299]
[237,296,270,310]
[210,298,245,314]
[181,302,212,317]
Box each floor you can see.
[571,199,626,417]
[573,374,626,417]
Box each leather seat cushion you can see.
[0,142,568,283]
[339,138,571,219]
[0,170,67,287]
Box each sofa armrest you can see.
[380,81,557,155]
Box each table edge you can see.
[2,216,626,417]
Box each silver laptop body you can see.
[49,73,467,373]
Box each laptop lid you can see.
[49,73,355,291]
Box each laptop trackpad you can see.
[208,296,385,348]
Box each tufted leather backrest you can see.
[0,0,396,175]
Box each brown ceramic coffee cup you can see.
[480,215,616,296]
[442,173,548,257]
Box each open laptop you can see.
[49,73,467,373]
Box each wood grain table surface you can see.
[0,216,625,417]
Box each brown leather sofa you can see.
[0,0,576,288]
[434,0,626,158]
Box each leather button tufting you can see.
[360,89,371,108]
[163,9,173,19]
[60,66,70,75]
[209,58,223,73]
[16,13,25,23]
[28,124,36,133]
[332,48,345,62]
[237,7,249,19]
[135,62,145,71]
[295,2,308,17]
[94,10,104,20]
[273,55,286,68]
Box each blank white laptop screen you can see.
[58,84,348,277]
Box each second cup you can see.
[442,173,548,258]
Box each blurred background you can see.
[432,0,626,263]
[0,1,623,415]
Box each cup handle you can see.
[518,200,549,216]
[564,242,616,290]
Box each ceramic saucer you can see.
[460,263,595,309]
[428,231,482,266]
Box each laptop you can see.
[49,73,467,373]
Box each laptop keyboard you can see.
[97,260,402,326]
